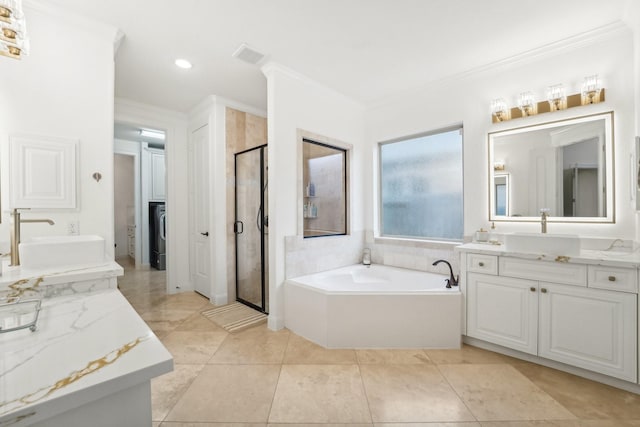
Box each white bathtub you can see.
[284,264,461,349]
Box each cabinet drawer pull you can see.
[530,287,536,292]
[541,288,547,293]
[608,275,616,282]
[478,262,485,267]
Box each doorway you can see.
[114,153,136,263]
[113,122,167,274]
[234,144,268,313]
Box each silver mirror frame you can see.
[488,111,614,223]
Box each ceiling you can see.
[48,0,628,113]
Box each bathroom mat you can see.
[201,302,267,333]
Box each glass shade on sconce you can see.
[582,74,602,105]
[0,0,28,59]
[491,98,509,122]
[547,84,566,111]
[517,91,536,117]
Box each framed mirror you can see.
[488,111,614,223]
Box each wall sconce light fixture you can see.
[581,74,602,105]
[547,84,567,111]
[491,98,509,122]
[517,92,537,117]
[490,75,605,123]
[0,0,29,60]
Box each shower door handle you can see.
[234,221,244,234]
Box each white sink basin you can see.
[503,233,581,256]
[19,235,106,269]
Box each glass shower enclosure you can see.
[234,144,269,313]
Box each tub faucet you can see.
[10,208,55,266]
[432,259,458,288]
[362,248,371,267]
[540,208,550,234]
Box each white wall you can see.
[262,63,366,330]
[0,3,118,256]
[366,23,636,242]
[623,1,640,239]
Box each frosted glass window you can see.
[379,126,463,241]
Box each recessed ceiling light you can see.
[174,58,192,69]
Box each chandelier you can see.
[0,0,29,59]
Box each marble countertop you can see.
[456,242,640,268]
[0,261,124,287]
[0,289,173,426]
[0,261,124,301]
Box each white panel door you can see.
[539,282,637,382]
[192,126,210,297]
[467,273,538,355]
[150,151,166,201]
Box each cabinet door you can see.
[150,151,166,201]
[539,283,637,382]
[467,273,538,355]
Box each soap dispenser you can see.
[488,222,496,243]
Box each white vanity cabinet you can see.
[538,282,636,381]
[463,251,638,383]
[467,272,538,355]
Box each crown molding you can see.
[24,0,122,50]
[188,95,266,121]
[368,20,632,110]
[261,60,365,110]
[115,98,188,125]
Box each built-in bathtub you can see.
[284,264,461,349]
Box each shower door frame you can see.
[234,144,268,313]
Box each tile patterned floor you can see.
[116,258,640,427]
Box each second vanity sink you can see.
[19,235,106,269]
[503,233,581,256]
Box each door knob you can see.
[201,232,209,236]
[541,288,547,293]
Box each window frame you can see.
[377,124,464,242]
[301,136,349,239]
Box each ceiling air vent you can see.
[232,43,265,65]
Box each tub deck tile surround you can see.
[116,259,640,426]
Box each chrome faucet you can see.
[362,248,371,266]
[10,208,55,266]
[432,259,458,288]
[540,208,550,234]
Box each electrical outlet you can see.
[68,220,79,235]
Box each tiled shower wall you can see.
[226,107,268,301]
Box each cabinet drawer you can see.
[499,257,587,286]
[588,266,638,293]
[467,254,498,275]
